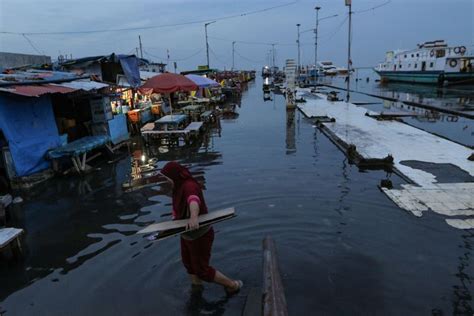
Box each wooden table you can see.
[154,114,188,131]
[0,227,24,254]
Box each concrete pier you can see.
[296,89,474,229]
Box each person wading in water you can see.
[160,161,243,294]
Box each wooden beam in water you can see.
[262,236,288,316]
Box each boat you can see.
[262,66,271,78]
[374,40,474,85]
[336,67,349,75]
[318,61,338,76]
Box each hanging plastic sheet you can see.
[118,55,141,88]
[0,94,61,177]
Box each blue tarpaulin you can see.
[185,74,220,88]
[0,94,61,177]
[118,55,141,88]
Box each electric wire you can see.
[0,1,298,36]
[22,34,44,55]
[144,49,203,62]
[234,49,265,63]
[208,47,227,65]
[353,0,391,14]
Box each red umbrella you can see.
[141,73,198,93]
[140,73,198,116]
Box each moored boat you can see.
[374,40,474,85]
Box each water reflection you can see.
[286,108,296,154]
[185,285,228,316]
[452,231,474,315]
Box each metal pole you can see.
[272,44,276,69]
[296,24,301,73]
[205,24,210,68]
[346,3,352,102]
[315,7,321,73]
[204,21,216,68]
[232,41,236,70]
[139,35,143,59]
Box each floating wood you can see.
[137,207,235,235]
[263,236,288,316]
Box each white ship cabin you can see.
[318,61,337,74]
[376,40,472,73]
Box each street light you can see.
[314,12,338,73]
[205,21,216,68]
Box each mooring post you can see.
[262,236,288,316]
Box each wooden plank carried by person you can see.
[137,207,235,236]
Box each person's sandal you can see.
[225,280,243,296]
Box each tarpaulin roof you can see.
[185,74,220,88]
[140,73,198,94]
[59,54,141,88]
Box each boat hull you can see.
[375,70,474,85]
[375,70,442,84]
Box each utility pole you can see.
[138,35,143,59]
[205,21,216,68]
[296,24,301,73]
[271,44,276,69]
[232,41,236,70]
[314,6,321,72]
[346,0,352,102]
[135,47,139,56]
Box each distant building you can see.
[139,58,166,73]
[0,52,51,69]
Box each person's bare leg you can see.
[213,270,238,290]
[190,274,203,285]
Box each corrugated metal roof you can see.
[0,69,109,97]
[0,70,79,84]
[0,84,76,97]
[51,80,109,91]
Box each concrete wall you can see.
[0,52,51,68]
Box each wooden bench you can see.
[0,227,24,255]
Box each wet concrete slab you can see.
[296,89,474,229]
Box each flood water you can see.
[1,77,473,315]
[327,69,474,147]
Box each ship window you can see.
[436,49,445,58]
[416,53,419,57]
[430,62,434,68]
[399,64,402,68]
[404,54,407,58]
[408,64,411,68]
[411,54,414,57]
[414,63,418,68]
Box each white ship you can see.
[375,40,474,85]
